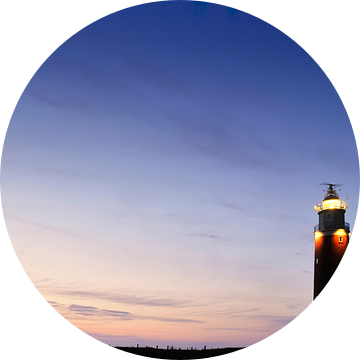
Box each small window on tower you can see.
[339,237,344,244]
[316,259,318,264]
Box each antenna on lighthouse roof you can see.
[319,183,343,200]
[319,182,343,191]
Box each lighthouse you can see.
[313,184,350,299]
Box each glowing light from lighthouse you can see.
[334,229,347,237]
[314,199,347,212]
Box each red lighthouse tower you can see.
[313,184,350,299]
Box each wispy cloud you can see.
[5,215,74,236]
[69,304,132,319]
[285,303,302,310]
[27,88,68,109]
[182,306,262,318]
[242,314,295,328]
[208,327,272,332]
[215,201,243,210]
[186,232,220,239]
[205,314,295,334]
[43,287,196,308]
[184,232,231,242]
[64,303,202,324]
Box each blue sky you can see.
[1,1,358,349]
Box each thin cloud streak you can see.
[45,288,197,308]
[54,302,203,324]
[208,327,274,332]
[184,232,231,242]
[5,215,75,236]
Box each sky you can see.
[1,0,359,349]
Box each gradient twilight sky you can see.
[1,0,359,349]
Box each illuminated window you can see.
[316,259,319,264]
[339,237,344,244]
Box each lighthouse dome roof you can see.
[324,192,340,200]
